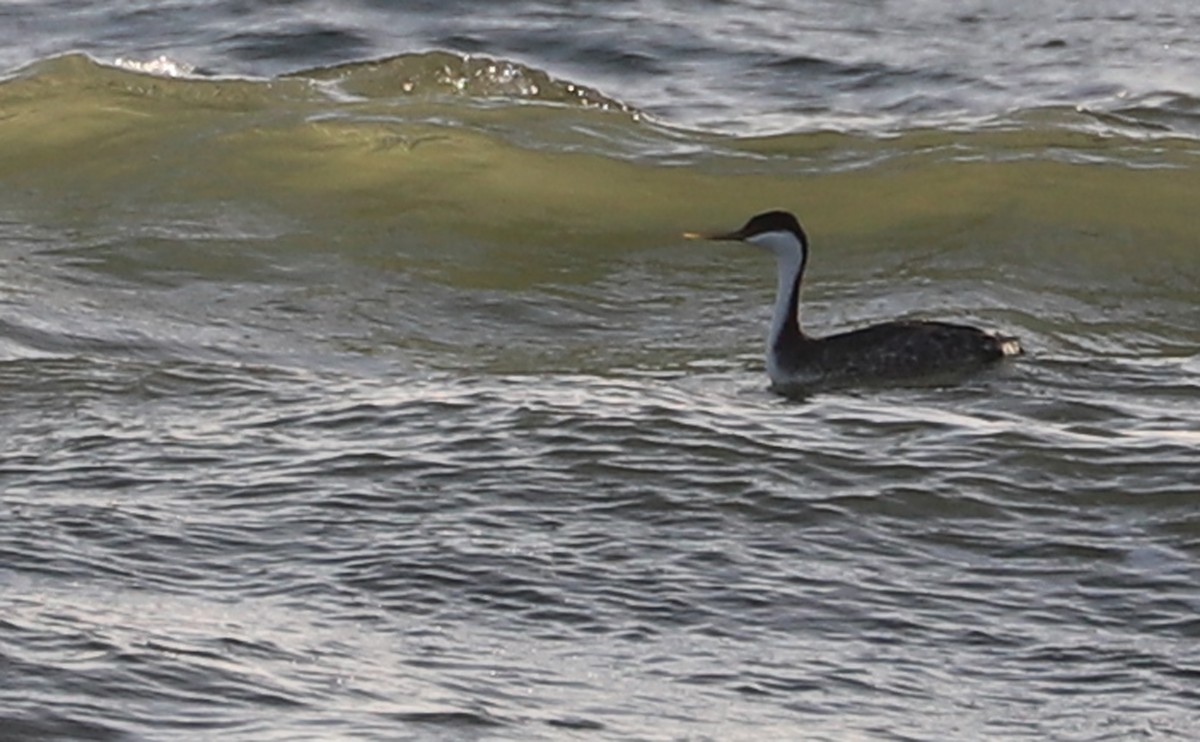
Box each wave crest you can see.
[291,51,638,114]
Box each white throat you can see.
[745,230,806,355]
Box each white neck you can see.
[746,230,806,348]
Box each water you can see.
[2,2,1199,740]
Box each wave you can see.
[288,50,637,114]
[1,51,1197,270]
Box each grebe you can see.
[686,210,1022,391]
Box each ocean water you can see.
[2,2,1199,740]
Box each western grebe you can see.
[686,210,1022,391]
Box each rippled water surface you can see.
[2,1,1199,740]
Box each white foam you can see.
[113,55,196,78]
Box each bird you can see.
[685,210,1022,392]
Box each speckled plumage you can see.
[771,319,1021,389]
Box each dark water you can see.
[2,2,1199,740]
